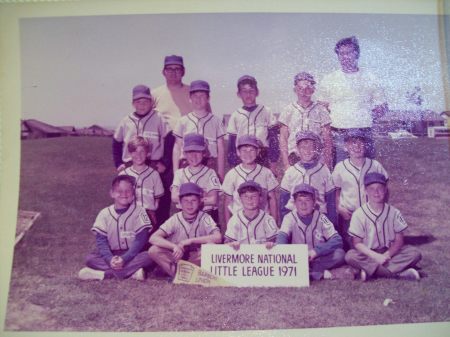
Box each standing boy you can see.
[227,75,279,174]
[78,175,154,281]
[172,80,226,181]
[279,72,333,170]
[222,135,279,225]
[119,136,164,229]
[277,183,346,281]
[113,84,166,173]
[148,182,222,278]
[345,173,422,281]
[171,133,221,223]
[279,131,336,225]
[332,130,388,250]
[224,181,278,250]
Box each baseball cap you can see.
[237,180,262,194]
[132,85,152,101]
[295,131,321,145]
[364,172,388,186]
[179,182,203,198]
[237,75,257,88]
[344,129,369,141]
[189,80,210,93]
[183,133,207,152]
[164,55,184,67]
[294,72,316,85]
[237,135,260,148]
[292,183,317,198]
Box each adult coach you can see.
[152,55,192,224]
[317,36,388,166]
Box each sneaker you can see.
[360,269,367,282]
[329,266,356,280]
[323,270,333,280]
[78,267,105,281]
[398,268,420,281]
[131,268,145,281]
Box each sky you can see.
[20,12,448,128]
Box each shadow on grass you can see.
[404,235,436,246]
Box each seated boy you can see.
[279,131,336,224]
[227,75,279,174]
[345,173,422,281]
[332,130,388,250]
[172,80,226,181]
[78,175,154,281]
[277,183,346,281]
[171,133,221,223]
[119,136,164,228]
[148,182,222,278]
[224,181,278,250]
[113,84,166,173]
[222,135,279,225]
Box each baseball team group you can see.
[78,35,423,283]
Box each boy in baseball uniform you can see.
[227,75,279,174]
[277,183,346,281]
[113,84,166,173]
[222,135,279,225]
[332,130,388,250]
[224,181,278,250]
[119,136,164,229]
[172,80,226,181]
[279,72,333,170]
[345,173,422,281]
[279,131,336,225]
[148,182,222,278]
[171,133,221,223]
[78,175,154,281]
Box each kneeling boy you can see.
[345,173,422,281]
[277,183,345,281]
[78,175,154,281]
[149,182,222,277]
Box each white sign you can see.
[201,244,309,287]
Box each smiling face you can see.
[184,150,204,167]
[111,180,135,209]
[297,139,319,163]
[365,183,387,205]
[130,145,148,166]
[237,83,258,107]
[132,98,153,116]
[190,91,209,111]
[180,194,201,217]
[240,190,261,211]
[294,193,315,217]
[237,145,259,165]
[336,44,359,71]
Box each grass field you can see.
[4,136,450,332]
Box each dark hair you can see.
[238,186,261,196]
[334,36,360,57]
[238,79,258,92]
[111,175,136,189]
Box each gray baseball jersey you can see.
[114,110,166,162]
[173,112,226,158]
[91,204,152,251]
[332,158,388,212]
[120,166,164,211]
[159,210,220,244]
[226,105,277,147]
[222,164,279,214]
[280,162,335,213]
[171,166,221,211]
[279,210,337,250]
[348,203,408,250]
[224,209,278,244]
[278,101,331,155]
